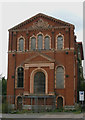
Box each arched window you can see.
[57,97,63,108]
[37,34,43,50]
[19,38,24,51]
[57,35,63,50]
[31,37,36,50]
[17,67,24,87]
[17,96,22,110]
[56,66,64,89]
[44,36,50,50]
[34,72,45,94]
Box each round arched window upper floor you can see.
[31,37,36,50]
[17,67,24,88]
[37,34,43,50]
[44,36,50,50]
[17,36,25,51]
[56,34,64,50]
[29,33,51,50]
[19,38,24,51]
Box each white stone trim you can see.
[29,32,51,50]
[15,95,23,107]
[30,68,48,94]
[17,36,25,51]
[55,65,65,89]
[25,63,54,69]
[56,33,64,50]
[56,95,65,108]
[65,48,69,50]
[37,32,44,49]
[29,35,37,50]
[70,48,74,50]
[44,34,51,49]
[15,66,25,88]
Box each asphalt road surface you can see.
[1,118,84,120]
[1,112,85,120]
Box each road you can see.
[0,118,84,120]
[1,112,85,120]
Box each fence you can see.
[2,95,56,113]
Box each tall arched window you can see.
[19,38,24,51]
[57,35,63,50]
[37,34,43,50]
[44,36,50,50]
[34,72,45,94]
[56,66,64,89]
[31,37,36,50]
[17,67,24,87]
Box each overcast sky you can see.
[0,1,84,78]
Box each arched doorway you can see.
[57,97,63,109]
[34,72,45,94]
[17,96,22,110]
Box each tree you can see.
[2,77,7,96]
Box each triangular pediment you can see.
[9,13,74,31]
[21,52,55,65]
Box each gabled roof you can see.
[9,13,74,31]
[21,52,55,65]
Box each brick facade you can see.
[7,13,83,109]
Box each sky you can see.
[0,1,84,78]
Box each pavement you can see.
[1,112,85,119]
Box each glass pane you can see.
[19,38,24,51]
[31,37,36,50]
[56,67,64,88]
[37,34,43,50]
[57,36,63,50]
[17,67,24,87]
[34,72,45,94]
[44,36,50,50]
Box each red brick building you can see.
[7,13,84,110]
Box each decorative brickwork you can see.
[55,65,65,89]
[30,68,48,94]
[15,66,25,88]
[56,33,64,50]
[29,32,51,50]
[7,13,83,109]
[17,36,25,51]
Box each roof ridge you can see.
[9,13,74,31]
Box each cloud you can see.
[1,2,83,78]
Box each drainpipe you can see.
[52,29,56,108]
[13,32,17,107]
[73,31,76,105]
[74,55,76,105]
[13,53,16,106]
[52,29,55,94]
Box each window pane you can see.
[19,38,24,51]
[17,67,24,87]
[37,34,43,50]
[57,36,63,50]
[44,36,50,50]
[56,67,64,88]
[34,72,45,94]
[31,37,36,50]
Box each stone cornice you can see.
[9,26,71,32]
[9,13,74,31]
[25,63,54,69]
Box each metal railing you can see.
[2,95,56,113]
